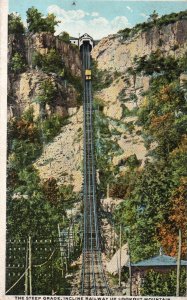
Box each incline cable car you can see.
[85,69,91,80]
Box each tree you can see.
[58,31,70,43]
[43,177,59,205]
[141,269,186,296]
[32,49,64,74]
[42,49,64,74]
[148,10,159,23]
[26,7,60,33]
[11,52,26,73]
[112,43,187,277]
[138,80,186,158]
[114,162,174,262]
[157,181,187,257]
[8,13,25,34]
[37,78,58,106]
[45,13,60,34]
[26,7,44,33]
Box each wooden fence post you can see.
[29,236,32,295]
[176,228,182,296]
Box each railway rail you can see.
[80,42,111,296]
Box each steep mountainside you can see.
[90,15,187,273]
[7,10,187,295]
[8,32,84,190]
[8,19,187,192]
[92,20,187,72]
[8,33,81,119]
[91,19,187,174]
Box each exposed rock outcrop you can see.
[92,20,187,170]
[8,32,82,120]
[34,107,83,192]
[8,19,187,192]
[8,32,81,77]
[92,20,187,73]
[8,70,78,119]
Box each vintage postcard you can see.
[0,0,187,297]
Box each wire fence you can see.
[6,224,82,295]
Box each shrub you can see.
[32,49,64,75]
[118,10,187,40]
[65,70,83,105]
[43,177,59,205]
[129,93,138,104]
[10,139,42,168]
[118,88,127,102]
[11,52,26,74]
[42,49,64,74]
[91,59,113,91]
[118,27,131,39]
[58,31,70,43]
[22,107,34,122]
[110,182,128,199]
[36,79,58,106]
[32,52,44,69]
[141,269,187,296]
[8,13,25,34]
[39,114,69,143]
[93,97,105,111]
[123,121,135,134]
[134,51,182,81]
[126,154,140,169]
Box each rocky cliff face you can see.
[8,19,187,192]
[8,32,83,191]
[92,20,187,73]
[91,19,187,172]
[8,32,81,76]
[8,70,78,119]
[8,33,82,120]
[34,107,83,192]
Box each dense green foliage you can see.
[132,50,187,80]
[113,50,187,270]
[7,7,83,295]
[7,123,78,236]
[58,31,70,43]
[65,69,83,95]
[8,13,25,34]
[35,79,58,107]
[26,7,60,33]
[7,106,80,294]
[94,103,124,196]
[10,52,26,74]
[32,50,82,103]
[91,59,113,91]
[141,269,186,296]
[32,49,65,75]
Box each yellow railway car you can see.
[85,69,91,80]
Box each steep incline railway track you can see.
[80,42,110,296]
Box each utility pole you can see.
[51,236,54,295]
[28,236,32,295]
[128,243,132,296]
[25,240,28,295]
[110,225,113,257]
[176,228,182,296]
[68,224,70,261]
[119,224,122,287]
[72,221,75,253]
